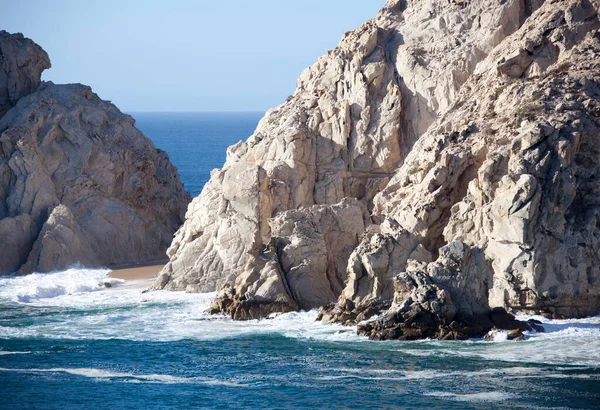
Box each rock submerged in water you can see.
[158,0,599,339]
[0,32,190,274]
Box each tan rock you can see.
[157,0,539,302]
[208,199,368,316]
[0,81,190,274]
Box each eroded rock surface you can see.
[163,0,600,334]
[156,0,542,301]
[206,198,367,319]
[357,243,537,340]
[373,0,600,318]
[0,32,190,274]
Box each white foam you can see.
[1,268,599,369]
[0,351,31,355]
[424,391,513,402]
[0,367,243,386]
[0,268,123,303]
[0,269,357,343]
[485,329,509,342]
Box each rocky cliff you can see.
[157,0,600,336]
[0,32,190,274]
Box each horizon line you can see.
[125,110,266,113]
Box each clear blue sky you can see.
[2,1,383,112]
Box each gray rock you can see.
[166,0,600,329]
[0,31,50,117]
[157,0,539,300]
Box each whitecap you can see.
[0,351,31,355]
[424,391,513,402]
[0,268,123,303]
[0,367,244,386]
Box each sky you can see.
[2,1,383,112]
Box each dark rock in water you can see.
[318,299,392,326]
[527,319,545,333]
[103,282,112,288]
[507,329,525,341]
[207,283,298,321]
[354,243,538,341]
[490,307,532,332]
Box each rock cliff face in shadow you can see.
[0,32,190,274]
[159,0,600,336]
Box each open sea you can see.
[1,113,599,409]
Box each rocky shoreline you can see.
[3,0,600,342]
[155,0,600,340]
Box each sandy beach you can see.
[108,263,165,289]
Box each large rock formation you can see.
[372,0,600,320]
[0,32,190,274]
[156,0,540,292]
[159,0,600,335]
[0,31,50,118]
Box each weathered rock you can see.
[375,0,600,318]
[17,204,97,273]
[0,81,190,274]
[319,218,431,324]
[357,242,537,340]
[163,0,600,333]
[0,31,50,117]
[208,198,368,317]
[158,0,544,310]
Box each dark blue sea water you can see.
[1,114,599,409]
[131,112,264,197]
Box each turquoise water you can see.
[1,113,599,409]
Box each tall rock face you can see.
[156,0,538,294]
[160,0,600,329]
[0,32,190,275]
[371,0,600,319]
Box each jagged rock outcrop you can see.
[319,218,431,325]
[161,0,600,335]
[0,32,190,274]
[206,198,368,319]
[357,242,538,340]
[0,31,50,117]
[371,0,600,319]
[155,0,542,300]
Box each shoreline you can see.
[108,263,165,289]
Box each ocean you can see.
[132,112,264,197]
[1,113,599,409]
